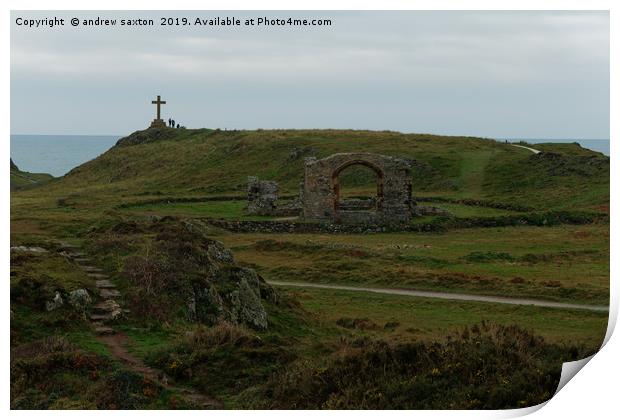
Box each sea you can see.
[10,134,610,177]
[11,135,121,177]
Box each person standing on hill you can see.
[168,118,172,127]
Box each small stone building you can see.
[301,153,412,226]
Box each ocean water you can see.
[10,134,120,177]
[10,134,610,178]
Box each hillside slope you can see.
[10,159,54,190]
[32,128,610,210]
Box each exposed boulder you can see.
[229,268,269,329]
[68,289,92,311]
[45,291,64,312]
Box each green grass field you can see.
[10,127,609,409]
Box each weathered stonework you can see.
[247,176,279,216]
[247,177,302,217]
[302,153,412,226]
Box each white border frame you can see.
[3,1,616,419]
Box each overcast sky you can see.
[10,11,609,139]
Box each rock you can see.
[100,289,121,298]
[10,246,48,253]
[95,279,115,288]
[116,217,273,330]
[45,291,64,311]
[228,268,269,330]
[93,299,123,320]
[194,284,225,325]
[206,241,234,264]
[247,177,279,216]
[68,289,92,310]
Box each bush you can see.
[336,317,378,330]
[146,321,291,395]
[184,322,257,347]
[10,337,109,409]
[253,322,590,409]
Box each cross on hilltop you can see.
[149,95,167,128]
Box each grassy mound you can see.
[84,217,276,329]
[250,322,589,409]
[10,336,175,409]
[55,127,608,211]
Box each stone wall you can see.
[301,153,412,226]
[202,210,598,235]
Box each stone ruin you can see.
[247,176,301,217]
[247,176,278,216]
[247,152,419,226]
[301,153,413,226]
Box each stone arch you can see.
[302,153,412,226]
[331,160,385,214]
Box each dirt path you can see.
[99,333,223,409]
[57,240,223,409]
[98,332,162,380]
[268,280,608,312]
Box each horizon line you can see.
[9,131,611,141]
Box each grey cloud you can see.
[10,11,609,138]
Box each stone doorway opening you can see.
[302,152,412,226]
[332,161,384,218]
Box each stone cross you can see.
[149,95,167,128]
[151,95,166,120]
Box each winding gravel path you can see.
[268,281,608,312]
[511,144,541,154]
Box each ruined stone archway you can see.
[331,160,384,213]
[302,153,412,225]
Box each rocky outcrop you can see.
[119,217,275,330]
[45,291,64,311]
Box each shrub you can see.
[184,322,257,347]
[336,317,378,330]
[253,322,590,409]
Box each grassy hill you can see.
[10,159,54,190]
[10,128,610,409]
[53,128,608,210]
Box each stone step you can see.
[93,306,120,316]
[87,273,109,279]
[92,306,110,315]
[82,266,103,273]
[90,313,112,321]
[93,299,120,312]
[58,242,80,251]
[95,279,116,288]
[68,252,87,258]
[100,289,121,298]
[94,325,115,335]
